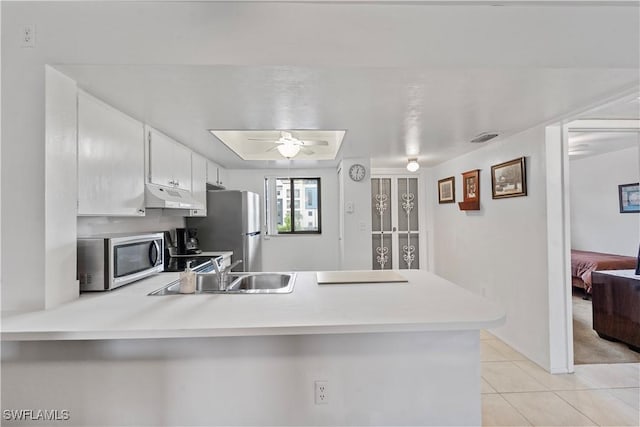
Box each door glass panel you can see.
[371,178,392,232]
[372,234,393,270]
[398,233,420,270]
[397,178,419,232]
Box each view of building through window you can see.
[274,178,321,233]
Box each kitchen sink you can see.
[226,273,295,292]
[148,272,296,295]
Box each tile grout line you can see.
[551,390,601,427]
[481,360,550,393]
[557,387,640,420]
[495,391,536,427]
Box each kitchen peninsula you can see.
[2,270,504,426]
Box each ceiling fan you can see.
[248,131,329,158]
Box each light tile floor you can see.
[481,331,640,427]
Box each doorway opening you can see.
[370,173,425,270]
[547,92,640,373]
[566,114,640,365]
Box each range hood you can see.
[145,183,201,210]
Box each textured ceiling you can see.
[44,1,640,169]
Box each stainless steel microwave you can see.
[77,233,164,291]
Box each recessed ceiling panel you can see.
[209,130,346,161]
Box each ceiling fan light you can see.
[277,143,301,158]
[406,158,420,172]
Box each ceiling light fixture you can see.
[406,158,420,172]
[276,142,301,159]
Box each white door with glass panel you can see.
[371,176,421,270]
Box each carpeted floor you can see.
[573,289,640,365]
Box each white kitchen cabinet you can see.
[217,165,227,188]
[189,153,207,217]
[207,160,227,188]
[147,127,192,191]
[77,91,145,216]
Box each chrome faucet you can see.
[211,258,243,291]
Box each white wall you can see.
[570,145,640,256]
[339,158,372,270]
[428,126,551,369]
[77,211,185,238]
[44,67,78,309]
[225,168,340,271]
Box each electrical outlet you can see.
[314,380,328,405]
[21,24,36,48]
[345,201,354,213]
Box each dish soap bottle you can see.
[179,261,196,294]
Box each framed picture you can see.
[619,183,640,213]
[491,157,527,199]
[463,170,479,202]
[458,169,480,211]
[438,176,455,204]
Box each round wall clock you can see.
[349,164,366,182]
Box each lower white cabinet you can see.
[189,153,207,217]
[77,91,145,216]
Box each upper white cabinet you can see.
[147,127,192,191]
[77,91,145,216]
[189,153,207,217]
[207,160,227,188]
[217,166,227,188]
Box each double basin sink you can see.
[149,272,296,295]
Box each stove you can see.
[164,256,217,273]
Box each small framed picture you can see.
[463,170,479,202]
[619,183,640,213]
[491,157,527,199]
[438,176,455,204]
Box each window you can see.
[265,177,321,234]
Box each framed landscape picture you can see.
[438,176,455,204]
[619,183,640,213]
[491,157,527,199]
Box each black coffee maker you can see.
[175,228,202,255]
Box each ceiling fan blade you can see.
[300,147,315,155]
[265,145,279,152]
[248,138,278,141]
[300,140,329,146]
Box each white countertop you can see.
[1,270,505,341]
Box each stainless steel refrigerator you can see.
[187,190,262,272]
